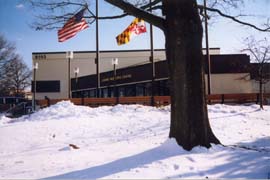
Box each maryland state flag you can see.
[116,18,147,45]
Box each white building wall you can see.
[34,57,69,99]
[205,73,253,94]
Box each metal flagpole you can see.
[95,0,100,98]
[66,51,73,98]
[150,0,155,106]
[33,62,38,111]
[204,0,211,95]
[68,56,71,98]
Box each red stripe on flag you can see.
[58,17,88,42]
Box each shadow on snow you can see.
[169,137,270,179]
[42,139,183,179]
[42,137,270,179]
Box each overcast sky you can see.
[0,0,269,68]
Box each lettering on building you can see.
[101,74,132,83]
[34,54,47,60]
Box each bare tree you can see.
[0,35,18,96]
[0,35,32,97]
[242,36,270,109]
[2,57,32,97]
[26,0,270,150]
[0,35,16,80]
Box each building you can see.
[32,48,269,100]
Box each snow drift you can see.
[0,101,269,179]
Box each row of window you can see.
[32,80,170,98]
[72,80,170,98]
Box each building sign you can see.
[101,74,132,83]
[34,54,47,60]
[71,60,168,90]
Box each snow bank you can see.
[0,101,269,179]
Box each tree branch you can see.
[140,0,162,10]
[99,13,128,20]
[198,5,270,32]
[98,1,163,20]
[105,0,165,31]
[146,5,163,12]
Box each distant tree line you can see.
[0,34,31,97]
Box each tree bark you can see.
[163,0,220,150]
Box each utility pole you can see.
[74,67,79,97]
[112,58,118,103]
[68,57,71,98]
[95,0,100,98]
[150,0,155,106]
[33,62,38,111]
[204,0,211,95]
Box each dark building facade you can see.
[71,54,251,98]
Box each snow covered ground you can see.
[0,101,269,179]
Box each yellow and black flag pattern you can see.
[116,18,147,45]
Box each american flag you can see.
[58,8,89,42]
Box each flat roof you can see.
[32,48,221,55]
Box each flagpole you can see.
[95,0,100,98]
[204,0,211,95]
[68,56,71,98]
[150,0,155,106]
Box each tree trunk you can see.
[163,0,220,150]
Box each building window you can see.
[145,83,152,96]
[108,87,115,97]
[118,87,125,97]
[158,80,170,96]
[101,88,108,98]
[89,90,96,97]
[72,91,81,98]
[32,81,60,93]
[82,91,88,98]
[136,84,145,96]
[125,85,136,97]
